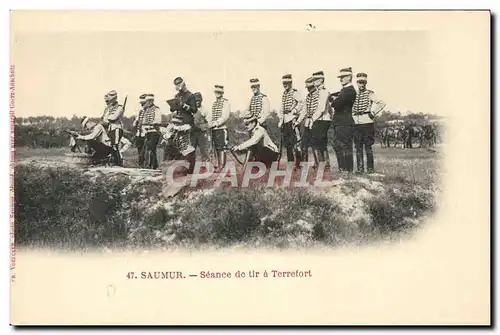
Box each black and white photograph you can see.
[8,10,490,326]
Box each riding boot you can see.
[219,150,227,171]
[366,145,374,173]
[356,146,364,173]
[185,151,196,175]
[294,149,302,168]
[286,147,295,162]
[334,148,345,172]
[345,149,354,173]
[324,149,331,168]
[312,149,320,168]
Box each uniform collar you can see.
[342,82,353,88]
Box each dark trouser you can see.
[145,132,160,169]
[211,128,229,170]
[87,140,113,164]
[282,122,302,165]
[333,124,354,172]
[250,145,279,168]
[353,123,375,173]
[108,128,124,166]
[135,136,146,167]
[191,128,211,162]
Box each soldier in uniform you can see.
[352,73,386,173]
[330,67,357,173]
[77,116,114,164]
[101,90,125,166]
[232,111,279,168]
[159,113,196,175]
[191,92,212,163]
[247,78,270,129]
[207,85,231,171]
[312,71,333,169]
[297,76,329,167]
[132,93,162,169]
[132,94,147,167]
[170,77,198,126]
[277,74,304,167]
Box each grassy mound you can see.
[14,163,437,250]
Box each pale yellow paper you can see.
[9,10,490,325]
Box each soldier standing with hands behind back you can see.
[330,67,357,173]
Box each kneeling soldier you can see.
[160,112,196,174]
[232,111,279,168]
[77,117,114,165]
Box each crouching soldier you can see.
[76,117,114,165]
[159,112,196,174]
[231,111,279,168]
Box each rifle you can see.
[64,129,82,153]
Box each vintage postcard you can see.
[9,10,490,325]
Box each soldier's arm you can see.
[78,125,102,141]
[237,127,265,151]
[370,92,386,116]
[311,90,328,122]
[216,101,231,127]
[258,96,270,124]
[153,107,163,125]
[292,90,305,118]
[106,105,124,121]
[184,95,198,114]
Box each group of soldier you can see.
[74,67,387,175]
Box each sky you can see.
[11,30,435,118]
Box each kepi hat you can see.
[356,73,368,82]
[312,71,325,80]
[81,116,90,128]
[305,76,315,88]
[337,67,353,78]
[173,77,184,85]
[214,85,224,93]
[282,74,293,83]
[249,78,260,87]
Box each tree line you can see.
[13,111,442,149]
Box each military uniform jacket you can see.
[352,89,386,125]
[207,97,231,130]
[331,83,357,126]
[279,88,304,124]
[248,93,270,126]
[134,105,162,136]
[317,85,333,122]
[102,103,124,130]
[172,89,198,125]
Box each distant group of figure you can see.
[379,122,440,149]
[73,67,389,174]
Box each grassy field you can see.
[14,144,443,251]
